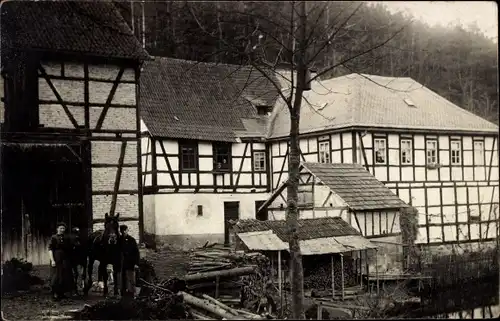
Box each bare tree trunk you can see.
[287,1,306,319]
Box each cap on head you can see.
[56,222,67,229]
[119,225,128,233]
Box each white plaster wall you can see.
[153,192,269,236]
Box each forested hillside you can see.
[116,1,498,124]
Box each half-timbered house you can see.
[268,74,499,253]
[139,57,279,249]
[1,2,149,264]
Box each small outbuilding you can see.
[233,216,379,298]
[257,162,410,275]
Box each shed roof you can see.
[299,235,378,255]
[235,218,377,255]
[236,230,288,251]
[140,57,280,142]
[1,1,149,61]
[268,74,499,138]
[302,162,408,211]
[234,216,361,241]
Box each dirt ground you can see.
[1,248,190,320]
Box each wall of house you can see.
[38,61,141,240]
[148,192,269,250]
[141,136,269,193]
[139,131,272,249]
[270,131,355,189]
[270,129,499,247]
[355,131,499,246]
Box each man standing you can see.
[119,225,140,297]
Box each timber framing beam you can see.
[95,67,125,130]
[38,65,79,128]
[258,181,289,215]
[109,141,127,215]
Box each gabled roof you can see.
[234,216,361,241]
[140,57,280,142]
[1,1,149,61]
[302,162,408,211]
[268,74,499,138]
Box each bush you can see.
[1,258,44,294]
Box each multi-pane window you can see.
[474,141,484,165]
[401,139,413,164]
[318,141,330,163]
[253,151,266,172]
[450,140,461,165]
[374,138,387,164]
[213,143,231,171]
[426,140,437,164]
[180,141,198,171]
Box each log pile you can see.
[78,244,279,320]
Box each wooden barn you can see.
[0,2,149,265]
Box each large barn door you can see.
[1,141,87,265]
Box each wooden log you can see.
[201,294,240,316]
[184,266,256,281]
[181,291,236,320]
[233,309,265,320]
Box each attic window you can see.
[256,105,271,115]
[403,98,416,107]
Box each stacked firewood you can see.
[78,245,279,320]
[185,243,279,316]
[303,259,357,291]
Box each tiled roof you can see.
[234,216,361,242]
[1,1,149,61]
[268,74,499,138]
[140,57,280,142]
[302,162,408,211]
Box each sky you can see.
[371,1,498,41]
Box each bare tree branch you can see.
[311,21,412,82]
[307,2,364,65]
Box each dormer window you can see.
[404,98,416,107]
[256,105,271,115]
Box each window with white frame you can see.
[253,151,266,172]
[450,140,461,165]
[401,139,413,164]
[426,140,437,164]
[318,141,330,163]
[474,141,484,165]
[374,138,387,164]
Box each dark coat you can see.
[120,234,139,270]
[49,233,75,294]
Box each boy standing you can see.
[119,225,140,297]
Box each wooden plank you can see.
[158,140,178,188]
[275,144,289,189]
[358,132,369,170]
[95,67,125,130]
[109,141,127,215]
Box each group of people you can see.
[48,222,140,301]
